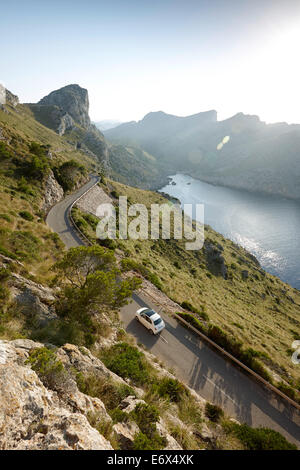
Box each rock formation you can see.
[39,84,90,129]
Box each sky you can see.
[1,0,300,123]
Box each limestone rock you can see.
[194,423,215,442]
[8,273,58,327]
[5,89,19,107]
[39,84,91,129]
[56,343,132,386]
[113,421,139,449]
[119,395,147,414]
[156,419,183,450]
[0,341,113,450]
[42,170,64,212]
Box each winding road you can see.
[46,177,300,447]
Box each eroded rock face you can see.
[5,89,19,107]
[42,170,64,213]
[0,340,113,450]
[7,272,58,327]
[39,84,90,129]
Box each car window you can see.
[154,318,162,325]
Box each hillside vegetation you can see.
[76,178,300,397]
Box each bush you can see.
[176,312,207,335]
[19,211,34,221]
[228,422,297,450]
[131,402,160,436]
[101,342,151,386]
[131,403,167,450]
[277,382,297,401]
[109,408,129,424]
[76,372,135,410]
[120,257,162,290]
[133,431,167,450]
[54,160,86,192]
[180,301,209,321]
[205,402,224,422]
[0,142,12,160]
[26,347,72,392]
[154,377,188,403]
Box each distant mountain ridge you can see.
[105,110,300,199]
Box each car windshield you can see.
[154,318,162,325]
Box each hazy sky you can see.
[1,0,300,123]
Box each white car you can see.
[135,307,165,335]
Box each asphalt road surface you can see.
[46,177,300,447]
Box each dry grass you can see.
[104,180,300,386]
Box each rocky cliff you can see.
[39,84,90,129]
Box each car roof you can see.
[142,308,159,319]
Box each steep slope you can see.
[26,84,162,188]
[105,111,300,199]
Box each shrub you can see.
[205,402,224,422]
[0,142,12,160]
[26,347,72,392]
[19,211,34,221]
[54,160,86,192]
[131,402,167,450]
[76,372,135,410]
[120,257,162,289]
[101,342,151,386]
[176,312,207,335]
[131,402,160,436]
[228,422,297,450]
[133,431,167,450]
[154,377,188,403]
[109,407,129,424]
[277,382,297,400]
[180,301,209,321]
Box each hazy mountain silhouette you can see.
[105,111,300,199]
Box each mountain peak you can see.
[38,84,90,129]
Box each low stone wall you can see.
[76,184,112,217]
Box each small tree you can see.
[53,246,141,346]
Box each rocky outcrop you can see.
[39,84,90,129]
[5,89,19,107]
[7,272,58,327]
[27,104,75,136]
[0,340,113,450]
[42,170,64,213]
[204,241,228,279]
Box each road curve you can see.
[46,178,300,447]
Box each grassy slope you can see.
[78,179,300,390]
[0,103,97,281]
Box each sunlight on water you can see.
[160,174,300,289]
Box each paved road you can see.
[46,175,99,248]
[46,178,300,447]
